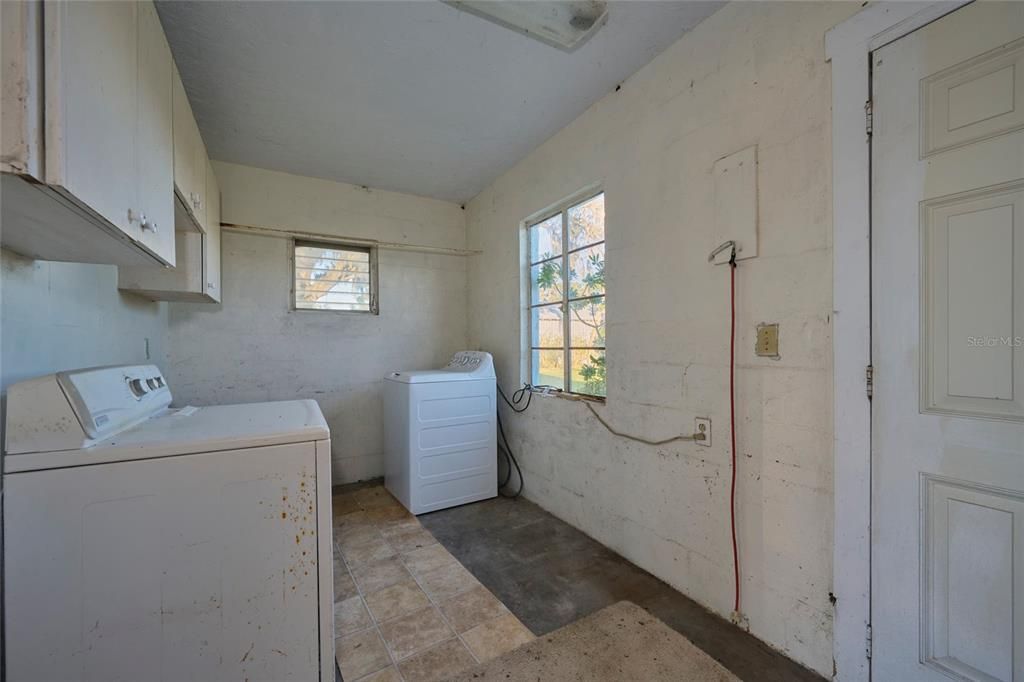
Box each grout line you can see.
[334,488,523,678]
[334,505,407,681]
[395,540,483,666]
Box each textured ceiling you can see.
[157,1,722,203]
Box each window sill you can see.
[534,389,606,404]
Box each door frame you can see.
[825,3,969,680]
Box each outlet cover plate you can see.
[756,323,779,359]
[695,417,711,447]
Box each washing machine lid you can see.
[385,351,495,384]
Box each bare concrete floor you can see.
[417,494,826,682]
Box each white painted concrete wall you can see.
[0,248,168,395]
[465,2,857,675]
[167,162,467,483]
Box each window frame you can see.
[526,188,606,398]
[291,238,379,315]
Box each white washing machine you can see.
[3,365,334,682]
[384,351,497,514]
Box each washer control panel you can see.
[443,351,495,378]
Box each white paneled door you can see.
[872,3,1024,681]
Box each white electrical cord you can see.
[538,388,706,445]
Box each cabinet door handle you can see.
[142,220,158,233]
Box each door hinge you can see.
[865,364,874,400]
[865,99,873,136]
[865,623,873,659]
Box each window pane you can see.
[568,193,604,250]
[530,303,564,349]
[295,242,372,312]
[529,214,562,263]
[568,295,605,348]
[568,243,605,299]
[570,349,606,397]
[531,349,565,390]
[530,260,563,305]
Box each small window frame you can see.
[291,239,379,315]
[525,188,606,398]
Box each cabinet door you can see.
[171,62,205,231]
[1,0,42,179]
[204,160,222,302]
[135,0,174,265]
[193,128,209,230]
[46,0,137,236]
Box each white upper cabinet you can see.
[45,0,140,238]
[135,0,175,265]
[1,1,43,179]
[0,0,175,266]
[118,162,221,303]
[172,62,207,232]
[204,160,222,302]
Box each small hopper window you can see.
[293,240,378,313]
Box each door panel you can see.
[872,3,1024,681]
[921,36,1024,156]
[921,182,1024,419]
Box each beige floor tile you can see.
[386,526,437,554]
[402,544,457,577]
[378,606,454,661]
[336,629,392,681]
[350,556,412,594]
[417,562,480,602]
[342,536,397,567]
[461,612,534,663]
[354,486,402,510]
[356,665,403,682]
[333,557,359,602]
[335,522,382,548]
[365,505,415,527]
[397,638,478,682]
[334,512,379,545]
[335,510,373,531]
[365,580,431,623]
[335,595,374,637]
[379,515,423,538]
[332,493,361,517]
[439,585,507,634]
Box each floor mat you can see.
[449,600,740,682]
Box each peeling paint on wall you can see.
[166,163,469,484]
[464,2,858,675]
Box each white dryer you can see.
[3,365,334,682]
[384,351,497,514]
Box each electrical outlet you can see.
[695,417,711,447]
[755,323,779,358]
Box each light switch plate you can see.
[695,417,711,447]
[756,323,779,359]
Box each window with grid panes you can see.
[293,240,378,313]
[527,191,606,397]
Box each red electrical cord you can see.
[729,255,740,615]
